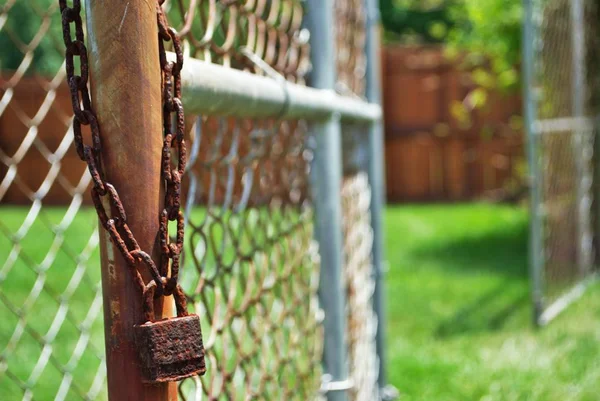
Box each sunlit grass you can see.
[0,205,317,401]
[2,203,598,400]
[385,203,600,401]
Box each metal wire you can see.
[1,0,380,399]
[166,1,325,398]
[528,0,599,323]
[334,0,380,398]
[341,172,379,401]
[179,116,323,400]
[0,2,106,400]
[165,0,311,84]
[334,0,367,98]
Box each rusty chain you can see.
[2,0,381,397]
[59,0,188,316]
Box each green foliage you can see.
[386,204,600,401]
[380,0,454,43]
[381,0,523,115]
[0,0,64,75]
[447,0,522,92]
[445,1,522,122]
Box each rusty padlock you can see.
[134,279,206,383]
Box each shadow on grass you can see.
[410,218,529,279]
[434,281,529,337]
[409,216,530,337]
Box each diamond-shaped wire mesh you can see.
[0,1,106,400]
[165,0,311,84]
[335,0,367,98]
[179,116,323,400]
[1,0,380,399]
[166,1,325,398]
[335,0,380,398]
[529,0,598,321]
[341,172,379,401]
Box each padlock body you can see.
[134,314,206,383]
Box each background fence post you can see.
[522,0,545,325]
[570,0,593,278]
[84,1,177,400]
[305,1,349,401]
[364,0,395,399]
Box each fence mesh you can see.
[166,0,310,84]
[179,115,323,399]
[167,1,324,398]
[528,0,599,323]
[0,2,107,401]
[0,0,380,400]
[335,0,380,399]
[341,171,379,401]
[335,0,367,97]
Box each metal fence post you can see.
[85,2,177,399]
[364,1,397,399]
[522,0,545,325]
[305,1,349,400]
[570,0,594,278]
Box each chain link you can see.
[59,0,188,317]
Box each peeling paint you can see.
[118,3,130,34]
[110,300,121,347]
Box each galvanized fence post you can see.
[364,0,386,395]
[364,0,397,399]
[305,1,349,400]
[522,0,545,325]
[570,0,594,277]
[85,1,177,399]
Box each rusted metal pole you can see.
[84,1,177,400]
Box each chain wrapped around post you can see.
[59,0,205,383]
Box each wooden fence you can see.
[0,77,306,206]
[0,76,91,205]
[382,46,524,202]
[1,46,524,205]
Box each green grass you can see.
[2,203,600,400]
[0,207,106,401]
[385,203,600,401]
[0,205,318,401]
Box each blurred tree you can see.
[381,0,526,199]
[0,0,64,75]
[380,0,454,43]
[381,0,522,95]
[444,0,522,124]
[447,1,522,91]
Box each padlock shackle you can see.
[131,250,164,295]
[142,279,190,323]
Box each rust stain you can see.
[133,315,206,383]
[109,300,121,347]
[118,3,130,34]
[63,0,200,395]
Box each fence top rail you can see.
[172,53,382,123]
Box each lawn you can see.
[0,207,106,401]
[1,203,599,400]
[385,203,600,401]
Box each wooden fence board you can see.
[383,46,524,202]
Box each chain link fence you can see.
[335,0,380,399]
[0,1,107,400]
[166,1,324,397]
[524,0,600,325]
[179,116,323,399]
[1,0,386,400]
[341,171,379,401]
